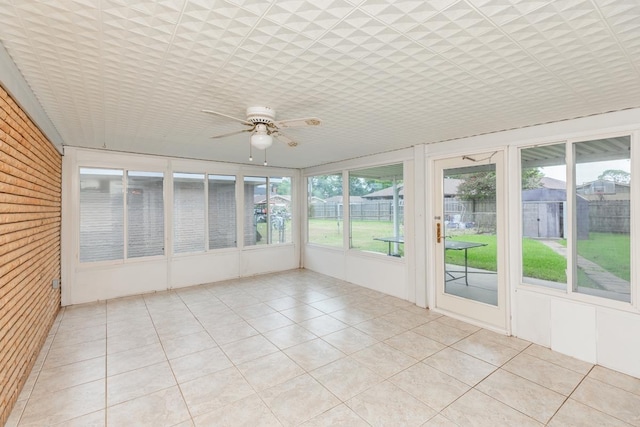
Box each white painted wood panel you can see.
[550,299,597,363]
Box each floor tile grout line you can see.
[182,279,339,425]
[13,307,67,427]
[472,342,566,425]
[521,344,595,376]
[103,304,108,427]
[14,271,639,426]
[497,342,594,399]
[471,387,545,425]
[148,290,199,425]
[585,370,640,396]
[570,372,639,426]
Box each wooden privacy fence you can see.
[589,200,630,233]
[310,201,404,221]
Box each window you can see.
[244,176,292,246]
[173,173,205,254]
[127,171,164,258]
[520,144,567,289]
[80,168,164,262]
[349,164,404,256]
[79,168,124,262]
[307,174,343,247]
[574,137,630,302]
[208,175,236,249]
[268,176,292,245]
[520,136,631,303]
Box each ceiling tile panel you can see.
[1,0,640,166]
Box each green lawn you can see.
[308,219,629,287]
[307,218,344,247]
[445,234,498,272]
[573,232,630,282]
[448,234,603,288]
[522,238,566,282]
[308,219,402,255]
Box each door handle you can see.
[436,222,442,243]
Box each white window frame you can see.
[516,132,637,312]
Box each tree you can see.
[598,169,630,184]
[522,168,544,189]
[309,175,342,198]
[456,172,496,201]
[456,168,542,201]
[349,177,381,196]
[275,178,291,195]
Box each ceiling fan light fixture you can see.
[250,124,273,149]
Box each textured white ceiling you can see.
[1,0,640,168]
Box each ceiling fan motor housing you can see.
[246,106,276,125]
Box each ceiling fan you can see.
[203,106,321,152]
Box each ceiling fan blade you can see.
[273,117,322,128]
[272,131,298,147]
[210,128,253,139]
[202,109,253,126]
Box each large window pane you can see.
[79,168,124,262]
[268,177,292,244]
[574,137,631,302]
[521,144,567,289]
[127,171,164,258]
[208,174,236,249]
[244,176,292,246]
[173,173,205,254]
[349,164,404,256]
[444,164,498,306]
[307,174,343,247]
[244,176,267,246]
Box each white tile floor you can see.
[7,269,640,426]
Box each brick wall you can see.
[0,85,61,426]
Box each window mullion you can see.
[566,142,576,295]
[123,169,128,260]
[204,174,209,251]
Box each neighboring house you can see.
[254,194,291,209]
[540,176,566,189]
[361,185,404,200]
[325,195,364,203]
[576,179,630,201]
[308,196,326,204]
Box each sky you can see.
[542,159,631,185]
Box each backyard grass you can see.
[445,234,498,272]
[522,238,566,282]
[564,232,630,282]
[308,219,402,255]
[308,219,628,288]
[448,234,602,288]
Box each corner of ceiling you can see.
[0,40,65,154]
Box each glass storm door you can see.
[434,151,507,330]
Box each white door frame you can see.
[431,150,509,332]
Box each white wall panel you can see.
[241,245,298,276]
[514,290,551,347]
[551,299,597,363]
[597,308,640,378]
[345,254,406,299]
[170,252,240,289]
[303,246,345,280]
[74,260,167,303]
